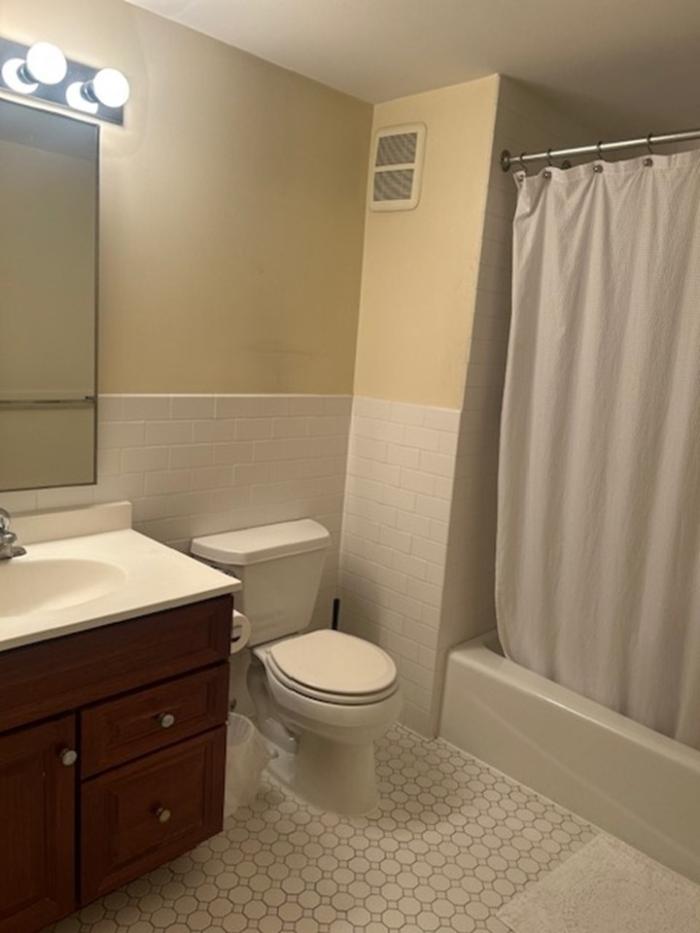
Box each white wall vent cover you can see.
[369,123,426,212]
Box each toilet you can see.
[191,519,402,815]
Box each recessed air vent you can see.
[369,123,426,212]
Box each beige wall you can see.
[353,76,499,409]
[0,0,371,394]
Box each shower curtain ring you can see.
[643,133,655,166]
[546,149,553,167]
[518,152,528,174]
[596,140,606,162]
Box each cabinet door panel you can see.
[81,727,225,903]
[0,715,76,933]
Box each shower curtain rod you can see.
[500,127,700,172]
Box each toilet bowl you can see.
[191,520,402,814]
[256,629,401,813]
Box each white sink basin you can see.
[0,558,127,617]
[0,502,240,653]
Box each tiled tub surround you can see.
[339,397,460,736]
[2,395,350,631]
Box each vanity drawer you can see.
[81,727,226,903]
[81,664,229,777]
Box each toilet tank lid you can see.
[191,519,330,566]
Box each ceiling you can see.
[127,0,700,134]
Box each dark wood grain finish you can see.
[81,664,229,777]
[0,595,232,733]
[80,727,226,903]
[0,716,77,933]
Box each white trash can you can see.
[224,713,273,817]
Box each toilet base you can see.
[269,733,379,816]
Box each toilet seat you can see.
[262,630,398,707]
[264,655,403,734]
[267,656,399,706]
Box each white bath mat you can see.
[498,835,700,933]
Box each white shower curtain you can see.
[497,149,700,749]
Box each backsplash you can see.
[1,394,350,630]
[339,395,460,734]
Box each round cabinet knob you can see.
[157,712,176,729]
[59,748,78,767]
[155,807,172,824]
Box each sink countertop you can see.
[0,526,240,653]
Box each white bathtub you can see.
[440,631,700,883]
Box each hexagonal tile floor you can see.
[49,724,596,933]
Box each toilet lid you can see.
[268,630,397,697]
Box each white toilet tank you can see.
[191,520,330,647]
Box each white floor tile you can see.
[49,725,596,933]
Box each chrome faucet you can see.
[0,508,26,560]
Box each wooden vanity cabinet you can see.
[0,716,76,933]
[0,595,232,933]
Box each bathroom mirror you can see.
[0,98,98,492]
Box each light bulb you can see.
[91,68,130,108]
[25,41,67,85]
[1,57,38,94]
[66,81,98,115]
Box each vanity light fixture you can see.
[82,68,130,109]
[24,42,68,85]
[65,67,131,116]
[0,35,129,125]
[66,81,99,115]
[1,41,67,94]
[1,58,38,94]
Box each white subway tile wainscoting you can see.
[340,397,461,736]
[3,392,469,735]
[2,395,350,631]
